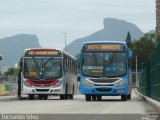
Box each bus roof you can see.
[25,48,57,51]
[82,41,127,45]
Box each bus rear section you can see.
[17,48,78,100]
[78,41,132,101]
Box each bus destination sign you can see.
[25,50,62,57]
[84,44,125,52]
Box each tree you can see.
[125,32,132,49]
[4,68,18,76]
[131,33,156,70]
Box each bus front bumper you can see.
[80,84,129,96]
[22,85,64,95]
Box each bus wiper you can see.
[32,57,39,68]
[32,57,41,79]
[93,53,98,65]
[43,57,53,66]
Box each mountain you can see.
[0,34,41,72]
[147,30,155,34]
[65,18,144,56]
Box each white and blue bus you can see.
[78,41,132,101]
[18,48,78,100]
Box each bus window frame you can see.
[22,56,63,80]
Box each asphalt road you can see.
[0,90,159,120]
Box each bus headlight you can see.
[23,81,32,88]
[82,78,94,86]
[115,79,127,87]
[53,81,62,87]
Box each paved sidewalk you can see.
[135,88,160,113]
[0,95,18,102]
[0,94,30,102]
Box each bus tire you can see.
[43,95,48,100]
[68,85,74,100]
[97,95,102,101]
[85,95,91,101]
[65,94,69,99]
[127,94,131,100]
[92,95,96,101]
[68,94,73,99]
[29,95,34,100]
[38,95,43,100]
[64,84,68,99]
[121,95,127,101]
[60,94,65,100]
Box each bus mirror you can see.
[0,55,2,60]
[128,50,132,58]
[77,75,80,81]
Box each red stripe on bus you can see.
[26,79,60,86]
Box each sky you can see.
[0,0,156,49]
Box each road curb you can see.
[0,96,18,102]
[0,95,30,102]
[135,88,160,113]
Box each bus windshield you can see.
[23,57,62,79]
[82,52,126,77]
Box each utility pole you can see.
[0,55,2,75]
[135,55,138,87]
[64,33,68,52]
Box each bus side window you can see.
[63,56,67,72]
[70,60,73,73]
[68,58,70,72]
[66,58,68,72]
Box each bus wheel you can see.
[65,94,69,99]
[85,95,91,101]
[43,95,48,100]
[121,95,127,101]
[127,94,131,100]
[68,94,73,99]
[60,94,65,100]
[92,95,96,101]
[38,95,43,100]
[28,95,34,100]
[97,95,102,101]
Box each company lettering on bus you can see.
[25,50,62,57]
[83,44,125,52]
